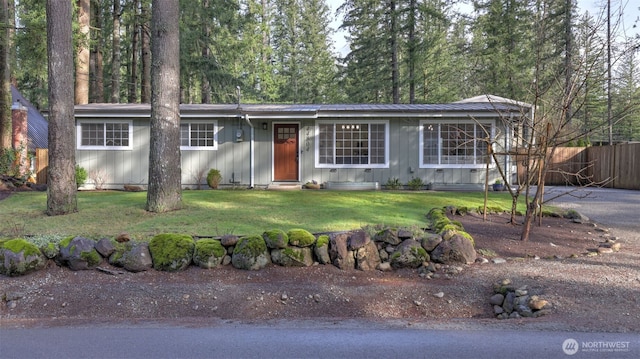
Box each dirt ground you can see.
[1,191,639,332]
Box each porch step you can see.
[267,183,302,191]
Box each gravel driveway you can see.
[544,186,640,241]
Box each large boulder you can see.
[232,235,271,270]
[348,230,370,250]
[148,233,195,272]
[355,241,381,271]
[271,246,314,267]
[58,236,102,271]
[421,233,443,252]
[95,238,116,258]
[193,239,226,269]
[374,228,401,245]
[0,239,46,276]
[314,235,331,264]
[430,234,476,264]
[390,239,429,268]
[109,242,153,272]
[329,233,355,270]
[287,229,316,248]
[262,229,289,249]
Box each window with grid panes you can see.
[317,121,388,168]
[180,121,217,150]
[77,121,132,149]
[420,121,491,167]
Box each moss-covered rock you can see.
[262,229,289,249]
[58,236,102,271]
[271,246,314,267]
[316,235,329,248]
[148,233,195,272]
[193,239,226,269]
[390,239,429,268]
[430,233,477,264]
[374,228,401,245]
[231,235,271,270]
[109,242,153,272]
[287,229,316,247]
[40,242,59,259]
[0,239,46,276]
[314,235,330,264]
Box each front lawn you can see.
[0,190,518,240]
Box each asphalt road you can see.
[544,186,640,234]
[1,322,638,359]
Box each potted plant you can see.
[492,179,504,191]
[206,169,222,189]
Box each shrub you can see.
[207,169,222,189]
[75,165,88,188]
[385,177,402,190]
[407,177,424,190]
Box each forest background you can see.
[2,0,640,144]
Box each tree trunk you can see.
[0,0,11,150]
[140,1,151,103]
[200,0,211,104]
[46,0,77,216]
[90,0,103,103]
[407,0,416,104]
[128,7,139,103]
[389,0,399,104]
[146,0,181,213]
[111,0,121,103]
[75,0,90,104]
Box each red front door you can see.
[273,124,299,181]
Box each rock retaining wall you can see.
[0,207,477,277]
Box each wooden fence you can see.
[35,148,48,184]
[518,143,640,190]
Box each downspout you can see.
[243,114,255,189]
[505,113,512,185]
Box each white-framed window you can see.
[180,121,218,150]
[316,120,388,168]
[420,120,493,168]
[77,120,133,150]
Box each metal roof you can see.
[75,95,531,119]
[11,86,48,150]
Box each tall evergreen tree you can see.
[46,0,77,215]
[340,0,392,102]
[75,0,90,104]
[147,0,182,213]
[470,0,534,100]
[273,0,337,103]
[0,0,11,150]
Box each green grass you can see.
[0,190,521,240]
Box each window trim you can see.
[180,120,219,151]
[315,120,389,169]
[419,119,494,169]
[76,120,133,150]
